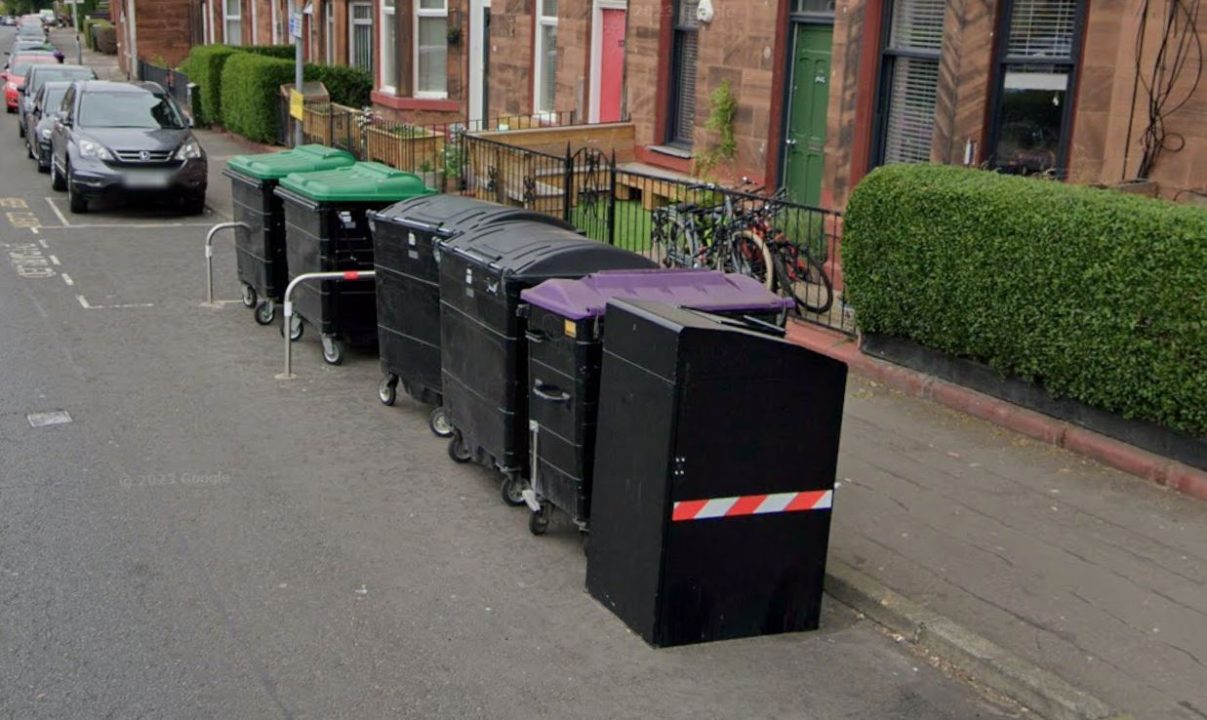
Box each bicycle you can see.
[755,191,834,315]
[650,184,774,290]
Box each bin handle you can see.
[533,382,570,403]
[526,330,548,343]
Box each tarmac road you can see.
[0,25,1024,720]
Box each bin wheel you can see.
[428,407,453,438]
[500,474,526,507]
[378,374,398,406]
[321,336,345,366]
[240,284,257,308]
[529,504,550,536]
[448,432,472,464]
[254,300,275,325]
[286,314,304,341]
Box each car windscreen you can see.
[10,57,55,77]
[31,69,91,92]
[78,91,186,129]
[40,86,67,112]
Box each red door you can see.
[599,9,626,123]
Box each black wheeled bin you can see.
[223,145,355,325]
[519,269,794,535]
[368,195,576,435]
[585,299,848,647]
[274,162,434,366]
[438,221,656,504]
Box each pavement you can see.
[0,27,1200,720]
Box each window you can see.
[286,0,297,45]
[381,0,398,92]
[987,0,1083,176]
[349,1,374,74]
[792,0,836,14]
[325,0,335,64]
[223,0,242,46]
[874,0,944,165]
[667,0,699,147]
[415,0,448,97]
[534,0,558,114]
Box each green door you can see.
[783,24,833,207]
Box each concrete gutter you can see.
[825,561,1132,720]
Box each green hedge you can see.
[307,64,372,108]
[179,45,241,127]
[181,44,371,131]
[83,18,112,51]
[245,45,297,59]
[219,53,295,143]
[843,164,1207,436]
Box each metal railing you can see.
[137,60,191,112]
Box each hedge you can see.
[83,18,112,51]
[179,45,241,127]
[220,53,296,143]
[307,64,372,108]
[843,164,1207,436]
[182,44,371,130]
[94,25,118,54]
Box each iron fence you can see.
[275,100,852,335]
[137,61,191,112]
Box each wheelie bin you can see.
[438,221,656,505]
[518,269,794,536]
[274,162,434,365]
[368,195,576,437]
[223,145,356,325]
[585,299,848,647]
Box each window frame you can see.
[984,0,1087,178]
[223,0,242,46]
[414,0,450,99]
[348,1,374,74]
[380,0,398,93]
[666,0,699,149]
[533,0,559,116]
[870,0,944,167]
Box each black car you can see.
[21,64,94,139]
[28,80,70,172]
[50,81,207,215]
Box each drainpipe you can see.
[126,0,138,80]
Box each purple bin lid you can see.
[520,268,794,321]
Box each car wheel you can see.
[183,192,206,216]
[50,160,66,191]
[18,121,24,138]
[67,168,87,214]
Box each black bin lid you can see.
[441,220,657,280]
[370,195,576,237]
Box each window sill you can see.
[649,144,693,160]
[370,91,460,112]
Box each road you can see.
[0,27,1019,720]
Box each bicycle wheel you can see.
[727,230,774,290]
[774,242,833,315]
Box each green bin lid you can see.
[227,145,356,181]
[277,161,434,202]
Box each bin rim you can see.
[278,161,435,202]
[226,144,357,181]
[522,269,794,321]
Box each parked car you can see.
[16,20,47,42]
[28,80,70,172]
[10,38,65,60]
[3,52,59,112]
[1,17,15,27]
[20,64,95,138]
[50,81,207,214]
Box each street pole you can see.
[293,11,303,147]
[70,0,79,31]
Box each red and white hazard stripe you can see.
[671,490,833,522]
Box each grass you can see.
[571,199,655,253]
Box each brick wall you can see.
[1072,0,1207,197]
[115,0,195,73]
[487,0,535,116]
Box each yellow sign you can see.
[564,319,577,338]
[289,89,304,121]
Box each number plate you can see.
[124,171,170,189]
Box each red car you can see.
[4,53,58,113]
